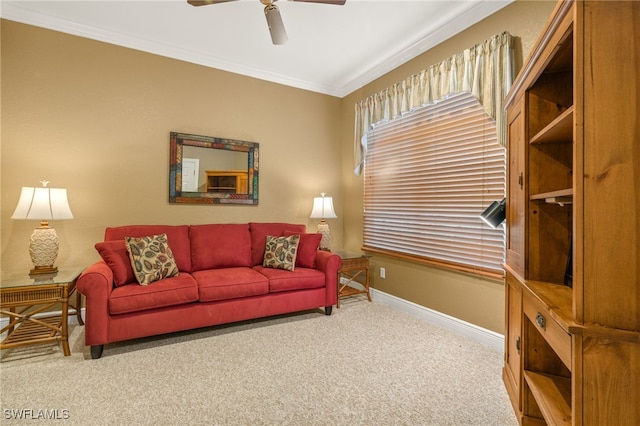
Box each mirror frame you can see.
[169,132,259,205]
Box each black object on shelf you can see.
[564,242,573,288]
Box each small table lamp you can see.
[310,192,337,250]
[11,180,74,275]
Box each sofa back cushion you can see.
[249,222,306,266]
[190,224,252,271]
[104,225,192,272]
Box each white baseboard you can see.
[369,287,504,351]
[339,279,504,351]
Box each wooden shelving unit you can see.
[205,170,248,194]
[502,1,640,425]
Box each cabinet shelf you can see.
[524,371,572,426]
[530,188,573,205]
[530,106,574,145]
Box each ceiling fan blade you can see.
[290,0,346,5]
[187,0,238,6]
[264,4,288,45]
[189,0,338,45]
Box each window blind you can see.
[363,92,506,277]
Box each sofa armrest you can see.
[315,250,341,306]
[77,261,114,346]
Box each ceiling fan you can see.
[187,0,346,45]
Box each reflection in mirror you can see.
[169,132,259,205]
[182,146,248,193]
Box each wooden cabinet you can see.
[206,170,248,194]
[503,1,640,425]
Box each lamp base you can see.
[29,266,59,276]
[316,220,331,251]
[28,226,60,275]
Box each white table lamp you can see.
[11,180,74,275]
[309,192,337,250]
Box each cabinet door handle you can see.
[535,313,546,329]
[518,172,523,189]
[516,336,521,354]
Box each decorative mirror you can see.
[169,132,259,205]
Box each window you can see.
[363,92,505,278]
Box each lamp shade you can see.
[480,198,506,228]
[309,193,337,220]
[11,186,74,221]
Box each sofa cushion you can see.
[125,233,180,285]
[190,224,252,271]
[249,222,306,266]
[263,234,300,271]
[283,231,322,269]
[193,267,269,302]
[108,273,199,315]
[253,266,326,293]
[95,240,135,287]
[105,225,192,272]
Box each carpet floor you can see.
[0,297,517,425]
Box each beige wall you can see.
[1,0,556,333]
[1,21,343,273]
[339,0,556,333]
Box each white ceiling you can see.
[0,0,513,97]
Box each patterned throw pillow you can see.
[262,234,300,271]
[125,233,179,285]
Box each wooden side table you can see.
[1,267,84,356]
[335,251,372,308]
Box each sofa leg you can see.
[325,306,333,316]
[90,345,104,359]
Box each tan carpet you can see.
[0,298,517,425]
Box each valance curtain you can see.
[354,32,514,175]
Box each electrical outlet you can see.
[379,267,386,279]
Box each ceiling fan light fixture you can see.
[264,4,288,45]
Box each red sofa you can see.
[77,222,341,358]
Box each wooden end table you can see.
[335,251,372,308]
[1,267,84,356]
